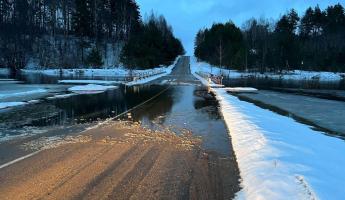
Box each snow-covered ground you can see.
[23,56,180,86]
[22,64,174,79]
[0,102,27,109]
[191,60,345,199]
[191,57,345,82]
[216,89,345,200]
[58,80,121,85]
[68,84,118,94]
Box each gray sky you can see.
[136,0,345,55]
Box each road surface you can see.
[0,56,241,200]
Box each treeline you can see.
[0,0,183,72]
[121,14,185,69]
[195,3,345,72]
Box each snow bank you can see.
[225,87,258,93]
[68,84,118,94]
[191,57,345,82]
[0,102,27,109]
[215,88,345,200]
[0,89,47,99]
[58,80,121,85]
[191,60,345,199]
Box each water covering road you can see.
[0,56,241,199]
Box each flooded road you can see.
[0,56,241,200]
[1,57,234,155]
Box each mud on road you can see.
[0,121,241,200]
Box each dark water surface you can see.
[1,71,232,155]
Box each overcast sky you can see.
[136,0,345,55]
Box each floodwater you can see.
[0,76,231,155]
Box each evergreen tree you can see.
[121,14,184,69]
[86,47,103,68]
[194,22,244,70]
[72,0,92,37]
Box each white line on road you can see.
[0,150,42,170]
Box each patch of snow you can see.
[191,56,345,82]
[0,102,27,109]
[225,87,258,93]
[215,88,345,200]
[27,100,41,104]
[58,80,120,85]
[68,84,118,94]
[46,93,77,100]
[0,89,47,99]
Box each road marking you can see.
[0,150,42,170]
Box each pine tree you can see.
[86,47,103,68]
[72,0,92,37]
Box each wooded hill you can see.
[195,4,345,72]
[0,0,184,71]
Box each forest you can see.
[194,4,345,72]
[0,0,183,71]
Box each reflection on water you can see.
[0,85,169,137]
[131,86,232,155]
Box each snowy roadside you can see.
[191,60,345,199]
[21,56,180,86]
[22,57,180,79]
[191,57,345,82]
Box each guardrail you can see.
[196,71,223,85]
[128,69,166,82]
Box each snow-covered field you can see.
[191,57,345,82]
[191,60,345,199]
